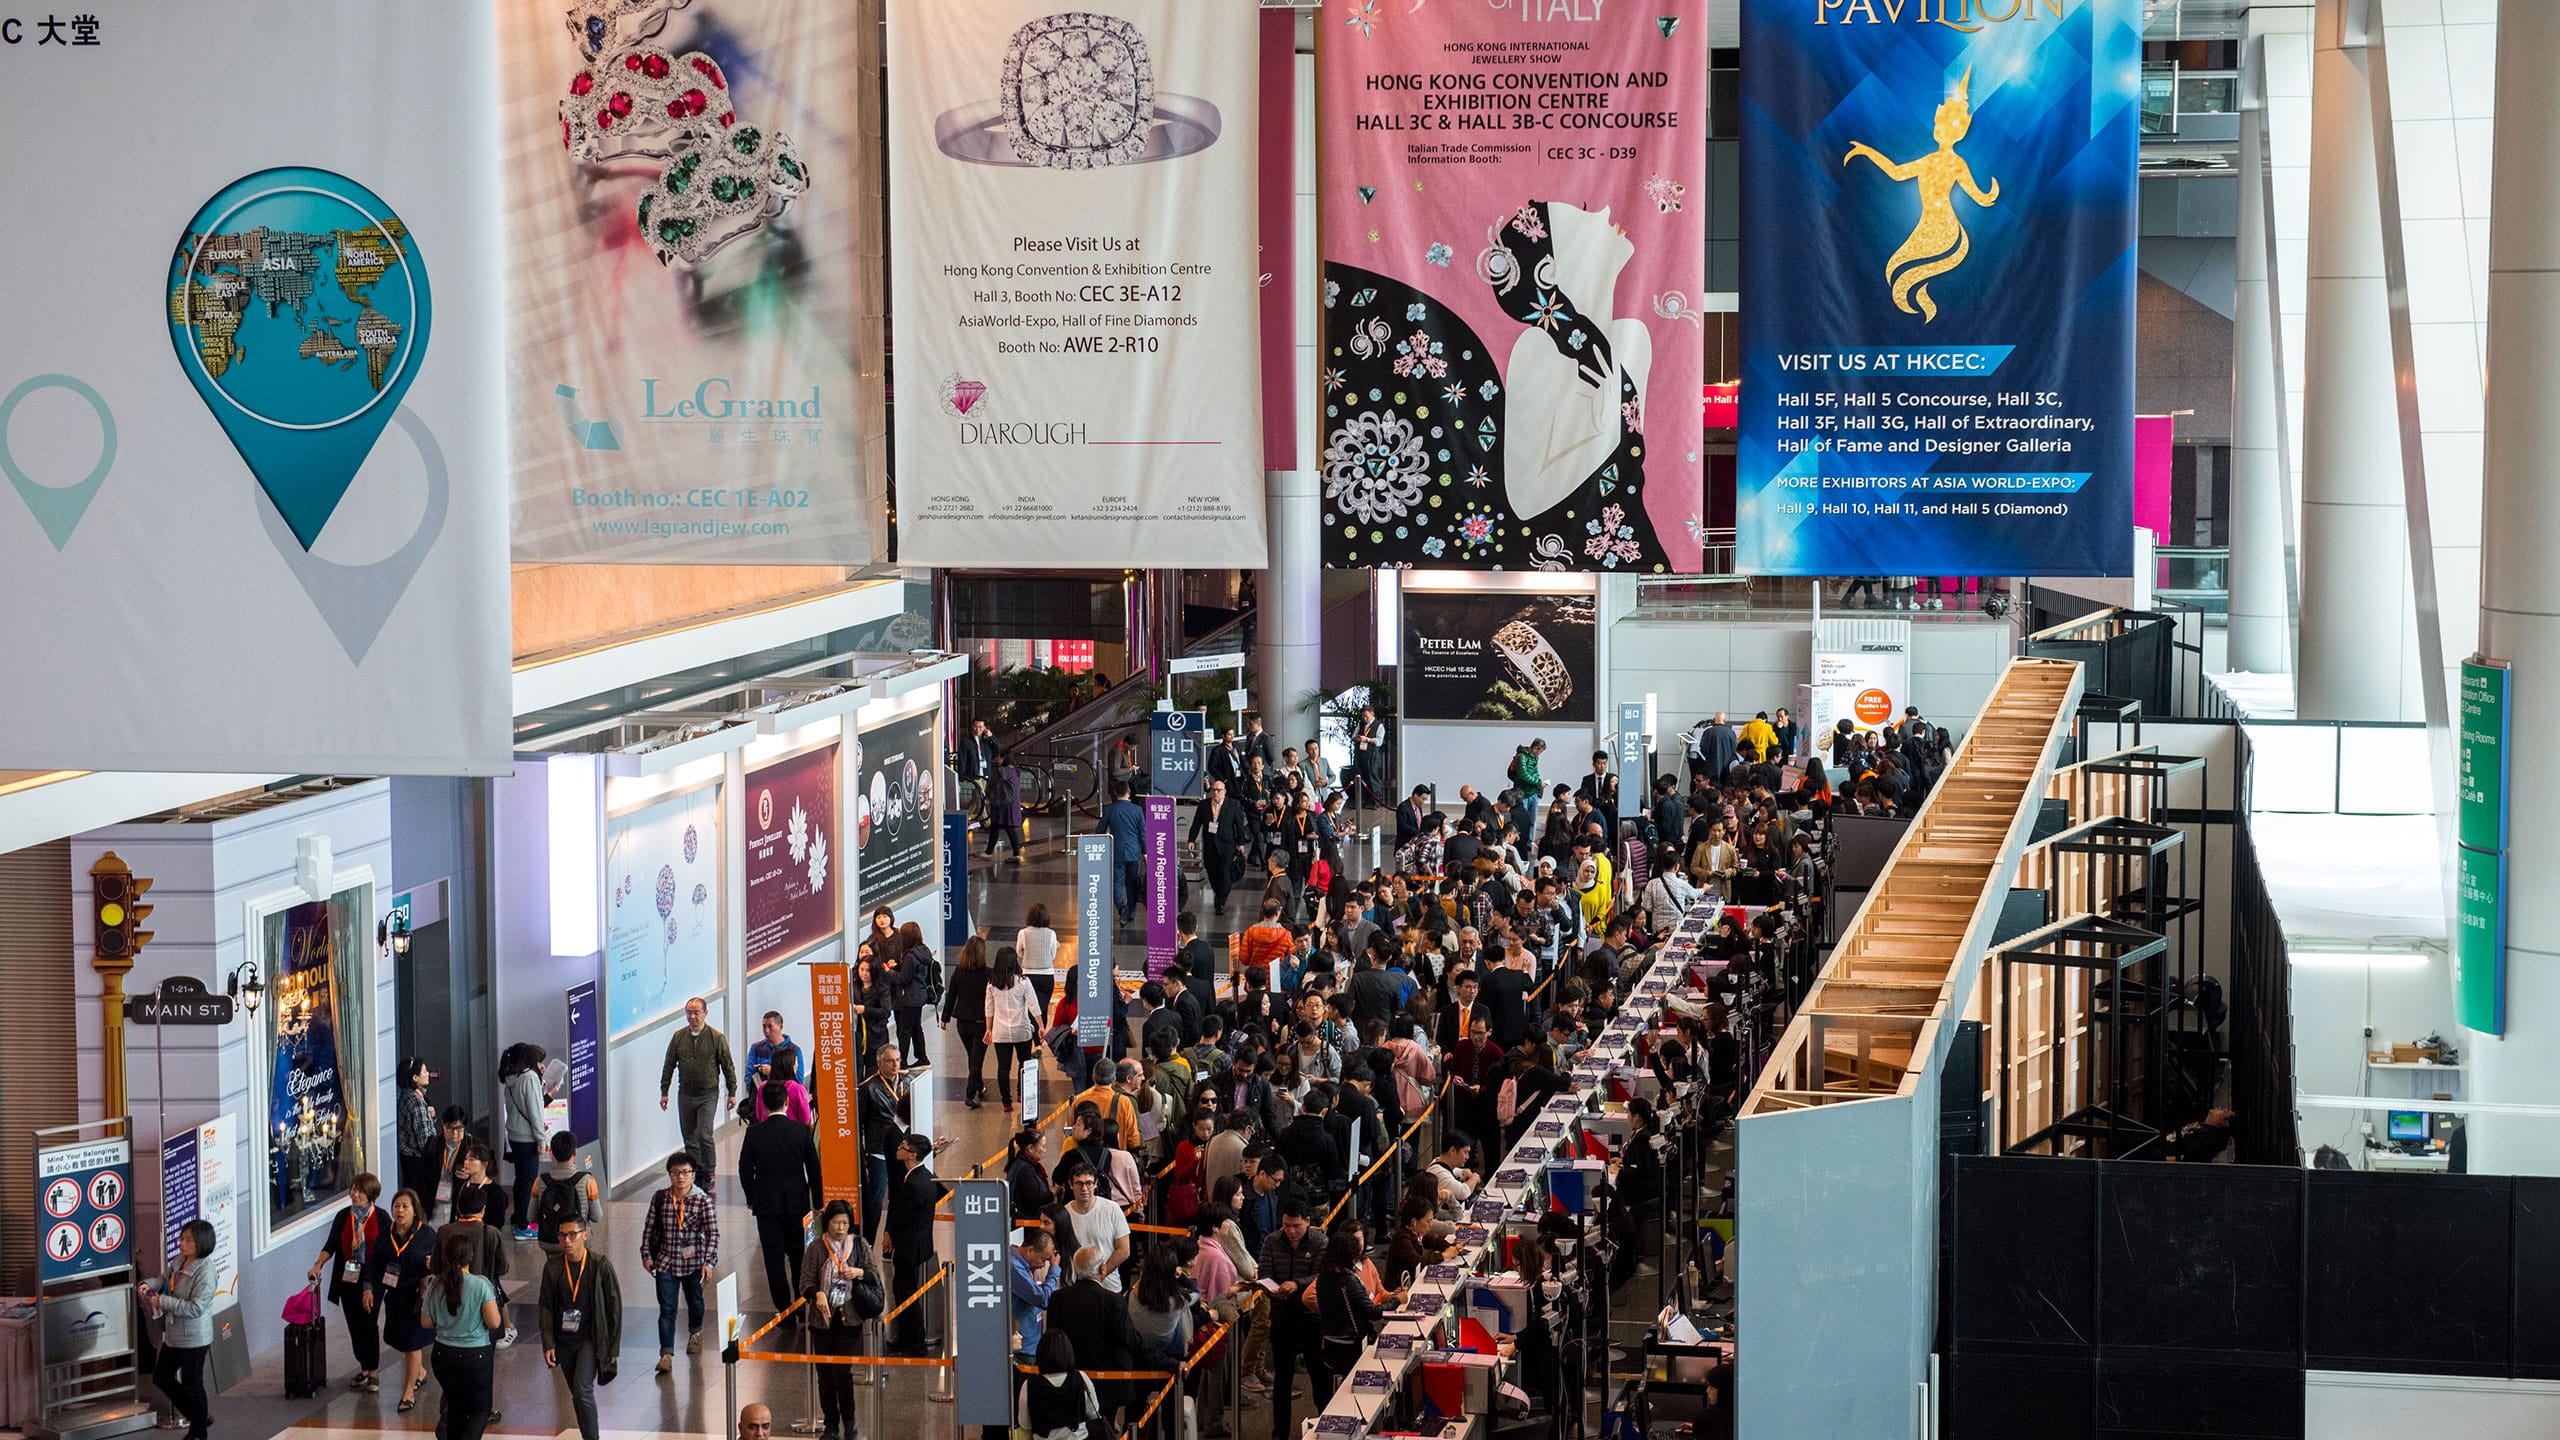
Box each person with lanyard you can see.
[423,1227,505,1440]
[305,1173,388,1393]
[428,1106,470,1224]
[640,1150,720,1375]
[377,1189,438,1412]
[799,1199,878,1440]
[857,1046,911,1246]
[142,1219,220,1440]
[540,1216,624,1440]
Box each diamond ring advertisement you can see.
[934,12,1222,170]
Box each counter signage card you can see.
[1378,1333,1419,1356]
[1317,1,1707,572]
[1355,1369,1392,1392]
[1737,0,2139,576]
[886,0,1266,568]
[1472,1199,1507,1224]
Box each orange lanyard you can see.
[671,1192,687,1232]
[344,1208,368,1253]
[565,1254,587,1305]
[390,1228,417,1262]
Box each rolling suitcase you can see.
[282,1314,327,1398]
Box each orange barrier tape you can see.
[735,1349,953,1368]
[877,1262,948,1325]
[739,1297,806,1350]
[1321,1077,1453,1228]
[940,1094,1079,1213]
[1128,1318,1236,1432]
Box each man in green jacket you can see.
[1508,738,1548,838]
[540,1218,623,1440]
[659,997,737,1186]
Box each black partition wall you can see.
[1940,1159,2560,1440]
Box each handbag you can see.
[847,1269,886,1321]
[281,1282,323,1326]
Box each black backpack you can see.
[534,1171,588,1246]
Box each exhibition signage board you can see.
[2455,657,2511,1035]
[943,812,974,949]
[1075,836,1113,1047]
[1401,591,1597,725]
[604,784,723,1036]
[857,710,941,906]
[1145,796,1178,980]
[158,1116,239,1303]
[809,961,862,1209]
[565,983,601,1153]
[1809,638,1911,749]
[1736,0,2139,577]
[1316,1,1708,573]
[885,0,1267,568]
[951,1179,1014,1425]
[501,0,880,563]
[0,2,510,775]
[1151,710,1209,799]
[38,1137,133,1284]
[1616,702,1645,819]
[744,744,842,969]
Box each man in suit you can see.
[1206,729,1245,787]
[1173,912,1220,1013]
[1242,714,1282,772]
[1695,712,1739,785]
[1649,774,1688,850]
[956,718,999,784]
[1188,779,1254,912]
[1483,941,1539,1048]
[1575,752,1619,845]
[1099,781,1146,927]
[1437,968,1485,1050]
[882,1133,946,1354]
[1395,785,1435,848]
[735,1080,823,1315]
[1352,704,1389,807]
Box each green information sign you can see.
[2458,660,2510,853]
[2454,657,2511,1035]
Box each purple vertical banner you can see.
[565,981,600,1154]
[1144,796,1178,980]
[1259,9,1298,471]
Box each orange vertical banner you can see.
[810,960,861,1216]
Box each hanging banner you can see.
[1260,11,1300,473]
[856,708,940,906]
[1075,836,1113,1047]
[2454,657,2511,1034]
[808,961,862,1209]
[0,2,509,775]
[1400,591,1597,725]
[952,1179,1015,1424]
[1737,0,2139,577]
[943,812,974,949]
[565,983,601,1154]
[500,0,878,562]
[1144,796,1178,980]
[745,744,843,969]
[1317,2,1708,573]
[885,0,1266,568]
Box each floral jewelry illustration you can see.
[556,0,811,269]
[935,12,1222,170]
[1843,66,1999,323]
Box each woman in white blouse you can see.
[1016,902,1061,1029]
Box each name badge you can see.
[381,1265,402,1290]
[559,1306,583,1334]
[342,1261,362,1283]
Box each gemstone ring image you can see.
[935,12,1221,170]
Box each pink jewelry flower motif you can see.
[1343,0,1381,37]
[1526,290,1567,331]
[1394,329,1448,380]
[1641,174,1686,214]
[1622,398,1645,434]
[1457,505,1498,552]
[1509,203,1547,242]
[1583,504,1641,567]
[1322,366,1346,394]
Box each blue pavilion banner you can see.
[1738,0,2138,578]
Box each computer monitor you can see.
[2386,1110,2426,1142]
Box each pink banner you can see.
[1262,12,1300,473]
[1318,2,1707,572]
[1144,796,1177,980]
[2135,414,2174,541]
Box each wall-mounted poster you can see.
[606,784,723,1035]
[268,898,356,1228]
[1318,1,1708,573]
[0,2,510,775]
[745,743,842,968]
[885,0,1266,568]
[1401,591,1596,725]
[1736,0,2138,576]
[856,710,939,905]
[502,0,881,562]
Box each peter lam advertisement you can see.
[1401,591,1596,725]
[1738,0,2139,577]
[1318,1,1707,573]
[503,0,880,563]
[0,1,510,775]
[606,785,723,1036]
[856,711,939,906]
[886,0,1266,568]
[745,743,841,968]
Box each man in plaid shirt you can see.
[640,1151,720,1375]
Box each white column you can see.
[1258,468,1323,746]
[2294,0,2422,721]
[2227,102,2292,676]
[2461,0,2560,1177]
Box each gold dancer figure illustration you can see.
[1843,67,1999,323]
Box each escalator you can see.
[996,613,1253,819]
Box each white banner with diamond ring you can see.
[886,0,1266,568]
[0,1,509,775]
